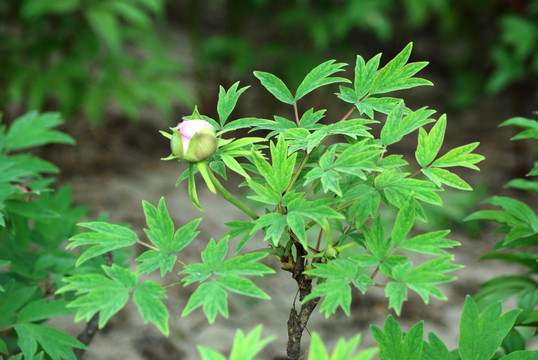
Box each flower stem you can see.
[206,168,259,220]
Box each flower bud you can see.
[171,119,217,162]
[324,247,338,260]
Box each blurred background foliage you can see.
[0,0,536,125]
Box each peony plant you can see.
[48,43,537,360]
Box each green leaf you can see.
[217,252,275,277]
[400,230,460,256]
[253,71,295,105]
[391,194,415,245]
[133,281,169,336]
[217,275,270,299]
[270,135,297,193]
[500,351,538,359]
[217,82,250,127]
[370,42,432,95]
[346,184,381,227]
[4,112,74,151]
[422,167,472,190]
[142,197,174,249]
[14,323,86,360]
[17,299,74,323]
[135,250,177,277]
[182,281,228,323]
[459,296,521,360]
[432,142,484,170]
[286,211,307,247]
[86,6,121,52]
[229,326,276,360]
[4,200,59,219]
[385,281,408,315]
[57,265,136,328]
[21,0,80,17]
[67,222,138,266]
[482,196,538,230]
[364,217,389,261]
[304,260,374,317]
[201,238,228,270]
[415,115,446,167]
[500,116,538,130]
[299,108,326,129]
[188,163,204,211]
[356,96,403,118]
[371,315,424,360]
[308,332,377,360]
[252,212,287,246]
[304,280,352,317]
[224,221,258,253]
[404,256,462,303]
[505,178,538,193]
[198,325,275,360]
[380,101,404,146]
[198,346,227,360]
[421,332,456,360]
[354,53,382,99]
[220,153,251,179]
[295,60,350,101]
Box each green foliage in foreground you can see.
[0,112,89,359]
[466,114,538,355]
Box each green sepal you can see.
[188,163,204,211]
[196,161,217,194]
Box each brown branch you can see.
[285,241,320,360]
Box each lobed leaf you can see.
[370,42,432,95]
[421,332,456,360]
[422,167,472,191]
[391,194,415,246]
[482,196,538,230]
[253,71,295,105]
[432,142,484,170]
[67,222,138,266]
[459,296,521,360]
[415,115,446,167]
[216,275,270,299]
[308,332,377,360]
[133,281,169,335]
[16,299,74,323]
[354,53,382,99]
[228,326,276,360]
[400,230,459,256]
[217,82,250,127]
[182,281,228,324]
[142,197,174,250]
[14,323,86,360]
[303,280,352,317]
[3,112,74,152]
[371,315,423,360]
[295,60,350,101]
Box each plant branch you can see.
[285,240,320,360]
[206,166,259,220]
[294,102,300,126]
[338,105,356,122]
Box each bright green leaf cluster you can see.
[180,238,275,323]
